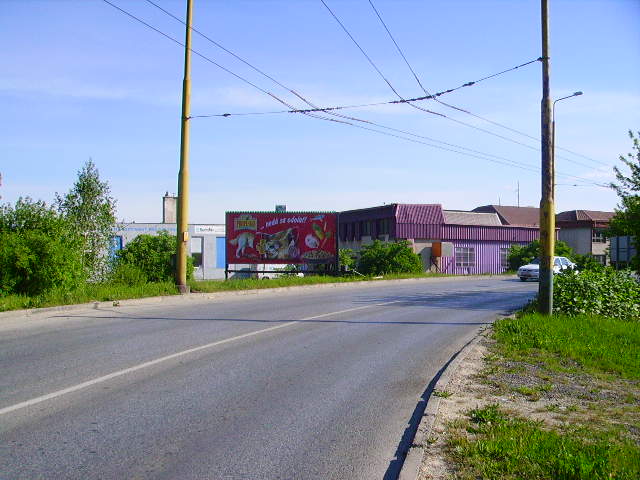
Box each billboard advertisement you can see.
[225,212,337,265]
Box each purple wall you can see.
[440,240,528,275]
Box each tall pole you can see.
[176,0,193,293]
[538,0,554,314]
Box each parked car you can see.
[517,256,577,282]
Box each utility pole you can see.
[176,0,193,293]
[538,0,554,314]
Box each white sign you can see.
[194,225,225,235]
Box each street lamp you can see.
[540,90,583,314]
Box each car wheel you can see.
[519,277,527,282]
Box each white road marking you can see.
[0,301,398,416]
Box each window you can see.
[554,258,562,267]
[500,247,510,269]
[455,247,475,267]
[361,221,371,235]
[592,229,606,243]
[191,237,203,267]
[560,257,570,266]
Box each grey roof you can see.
[443,210,502,226]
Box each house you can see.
[338,204,539,274]
[555,210,615,264]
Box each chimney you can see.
[163,192,177,223]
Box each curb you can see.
[398,331,486,480]
[0,274,513,320]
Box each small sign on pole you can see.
[275,205,286,213]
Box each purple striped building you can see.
[339,204,539,275]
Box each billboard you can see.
[225,212,337,265]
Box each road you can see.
[0,277,536,480]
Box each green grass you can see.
[0,271,454,312]
[449,404,640,480]
[493,313,640,380]
[0,282,179,312]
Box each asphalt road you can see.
[0,277,536,480]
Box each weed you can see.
[433,390,453,398]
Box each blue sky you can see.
[2,0,639,223]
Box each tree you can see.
[357,240,423,276]
[56,159,117,280]
[338,248,357,271]
[609,130,640,272]
[507,239,574,271]
[115,231,193,283]
[0,197,85,295]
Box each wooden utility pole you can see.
[176,0,193,293]
[539,0,554,314]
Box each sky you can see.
[2,0,639,224]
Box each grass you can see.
[442,312,640,479]
[493,313,640,380]
[0,271,456,312]
[449,404,640,480]
[0,282,179,311]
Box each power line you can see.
[101,0,605,189]
[362,0,610,170]
[100,0,347,127]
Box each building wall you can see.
[439,240,528,275]
[113,223,226,280]
[558,227,591,255]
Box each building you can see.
[555,210,615,264]
[112,195,226,280]
[472,205,540,226]
[338,204,539,274]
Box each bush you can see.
[572,253,606,272]
[553,269,640,320]
[358,240,423,276]
[110,263,148,286]
[339,248,357,271]
[115,231,193,282]
[0,197,85,296]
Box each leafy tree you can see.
[115,231,193,282]
[609,130,640,272]
[0,197,84,295]
[56,159,116,280]
[358,240,423,276]
[507,239,574,271]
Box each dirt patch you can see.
[416,331,640,480]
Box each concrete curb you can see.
[0,274,513,320]
[398,331,486,480]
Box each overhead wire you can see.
[100,0,349,126]
[101,0,606,188]
[363,0,610,169]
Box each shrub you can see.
[338,248,357,270]
[0,198,85,296]
[358,240,423,275]
[572,253,606,272]
[110,263,148,286]
[553,269,640,320]
[115,231,193,282]
[0,230,85,296]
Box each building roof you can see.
[443,210,502,226]
[472,205,540,226]
[556,210,615,224]
[395,204,444,224]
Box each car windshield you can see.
[530,258,540,265]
